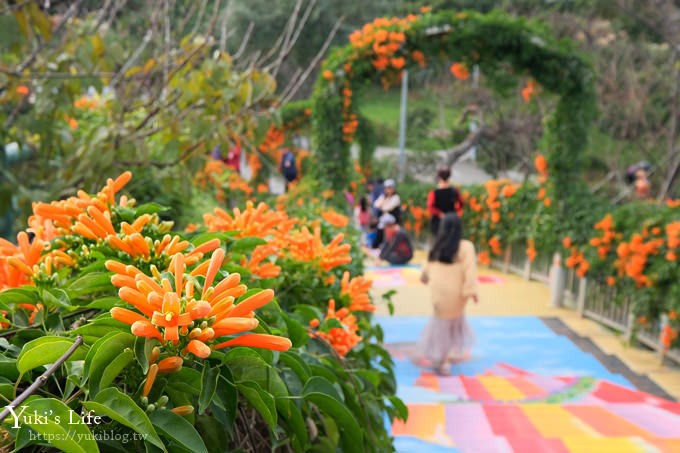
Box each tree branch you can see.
[0,336,84,423]
[280,16,344,104]
[444,105,485,167]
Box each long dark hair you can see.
[428,213,462,264]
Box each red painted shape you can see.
[460,375,494,401]
[592,381,648,403]
[483,405,569,453]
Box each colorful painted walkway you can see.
[367,265,680,453]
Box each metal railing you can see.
[488,242,680,367]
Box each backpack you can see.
[281,150,297,179]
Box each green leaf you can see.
[149,410,209,453]
[223,348,287,397]
[0,355,19,380]
[228,237,267,252]
[68,272,114,296]
[84,296,123,310]
[304,392,362,451]
[166,368,201,395]
[189,232,234,246]
[16,398,98,453]
[134,337,158,375]
[236,381,277,429]
[71,317,129,343]
[40,288,72,309]
[83,387,165,451]
[136,203,169,215]
[278,352,311,382]
[82,331,134,387]
[282,313,308,348]
[0,286,38,307]
[302,376,344,403]
[17,336,86,374]
[97,349,134,393]
[276,398,308,451]
[198,364,219,415]
[195,415,228,453]
[388,395,409,422]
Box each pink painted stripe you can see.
[606,403,680,437]
[444,404,503,452]
[438,376,468,399]
[461,376,494,402]
[526,375,569,393]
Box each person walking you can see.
[417,213,479,376]
[280,148,298,192]
[427,167,464,240]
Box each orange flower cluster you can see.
[667,198,680,208]
[341,84,359,143]
[534,154,548,183]
[203,201,294,239]
[310,299,361,356]
[525,239,537,263]
[340,271,374,312]
[322,209,349,228]
[590,214,617,259]
[616,232,664,288]
[521,80,538,103]
[30,172,133,239]
[108,250,291,358]
[488,236,502,256]
[407,205,427,237]
[259,126,285,160]
[73,96,99,109]
[450,63,469,81]
[0,232,45,290]
[15,85,29,96]
[287,226,352,271]
[565,248,588,277]
[477,250,491,266]
[241,245,281,279]
[661,324,678,349]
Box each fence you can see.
[490,242,680,367]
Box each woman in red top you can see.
[427,167,463,238]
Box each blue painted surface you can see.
[393,437,461,452]
[377,315,632,388]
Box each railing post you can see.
[625,305,635,344]
[502,246,511,274]
[659,314,669,365]
[523,258,532,281]
[577,277,587,317]
[548,252,564,308]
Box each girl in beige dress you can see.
[418,213,479,376]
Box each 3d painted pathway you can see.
[366,265,680,453]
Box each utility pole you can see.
[398,70,409,183]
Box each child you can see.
[378,214,413,265]
[416,213,479,376]
[354,196,372,246]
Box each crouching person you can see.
[379,214,414,265]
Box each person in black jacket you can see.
[427,167,464,239]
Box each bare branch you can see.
[100,0,128,32]
[190,0,208,36]
[110,29,153,87]
[444,105,485,167]
[233,22,254,60]
[219,0,233,52]
[17,0,85,73]
[280,16,344,104]
[178,0,199,34]
[91,0,115,33]
[268,0,317,77]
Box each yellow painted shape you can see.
[477,376,525,401]
[521,405,599,438]
[391,404,454,446]
[561,436,648,453]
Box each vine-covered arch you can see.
[310,9,595,208]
